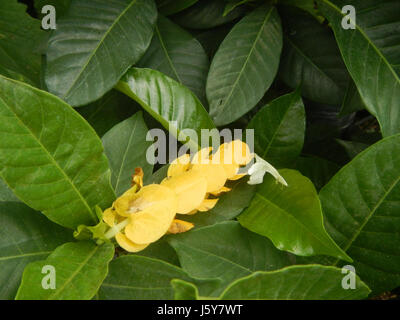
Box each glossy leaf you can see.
[0,202,73,299]
[339,80,365,116]
[34,0,71,17]
[0,77,115,229]
[102,112,153,196]
[279,7,350,105]
[317,0,400,137]
[157,0,198,15]
[168,221,293,294]
[220,265,370,299]
[319,134,400,293]
[78,90,139,137]
[172,0,245,30]
[116,68,215,150]
[171,279,199,300]
[0,1,44,86]
[206,5,283,125]
[182,179,256,228]
[98,255,219,299]
[247,90,305,168]
[238,169,352,261]
[16,241,114,300]
[293,156,340,191]
[45,0,157,106]
[138,16,209,105]
[0,179,19,202]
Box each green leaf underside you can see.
[102,112,153,196]
[116,68,215,150]
[247,90,305,168]
[98,255,219,299]
[279,7,350,105]
[138,15,209,105]
[206,4,283,125]
[319,134,400,293]
[0,178,19,202]
[0,1,44,86]
[45,0,157,106]
[0,76,115,229]
[219,265,370,299]
[0,202,73,299]
[317,0,400,137]
[168,221,293,295]
[238,169,351,261]
[16,241,114,300]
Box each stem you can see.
[104,218,130,239]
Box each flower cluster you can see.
[102,140,287,252]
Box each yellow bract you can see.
[103,140,255,253]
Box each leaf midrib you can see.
[48,245,99,299]
[0,251,51,261]
[62,0,139,100]
[216,6,274,115]
[0,95,97,224]
[320,0,400,84]
[332,173,400,266]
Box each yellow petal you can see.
[228,140,252,165]
[228,173,246,181]
[212,143,240,179]
[103,208,116,227]
[197,198,219,212]
[124,186,178,244]
[114,184,173,217]
[191,162,228,193]
[167,154,191,177]
[191,147,213,164]
[209,186,231,196]
[115,232,149,252]
[167,219,194,234]
[161,170,207,214]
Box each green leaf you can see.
[0,178,19,202]
[223,0,253,16]
[182,179,256,227]
[0,76,115,229]
[339,80,365,116]
[157,0,198,15]
[238,169,352,261]
[279,7,350,105]
[0,202,73,299]
[45,0,157,106]
[78,90,140,137]
[317,0,400,137]
[168,221,293,295]
[206,5,283,125]
[247,90,305,168]
[219,265,370,299]
[279,0,324,22]
[172,0,246,30]
[293,156,340,191]
[319,134,400,294]
[116,68,215,150]
[335,139,369,159]
[98,255,219,299]
[171,279,199,300]
[0,1,45,86]
[138,240,181,266]
[34,0,71,17]
[102,112,153,196]
[16,241,114,300]
[138,16,209,105]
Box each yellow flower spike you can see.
[197,198,219,212]
[167,154,191,177]
[131,167,144,188]
[161,170,207,214]
[213,140,252,179]
[103,208,116,227]
[124,185,178,244]
[115,232,149,252]
[167,219,194,234]
[190,147,228,193]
